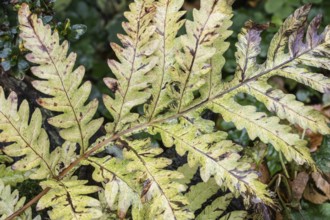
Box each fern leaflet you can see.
[19,4,103,153]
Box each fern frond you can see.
[289,15,330,70]
[87,156,142,219]
[211,4,330,166]
[212,97,314,166]
[50,141,79,177]
[178,165,220,212]
[197,194,246,220]
[264,8,330,93]
[126,139,193,219]
[235,20,263,81]
[0,164,27,186]
[151,112,272,204]
[0,152,12,164]
[12,1,330,219]
[233,4,330,92]
[97,189,126,220]
[123,139,193,219]
[176,0,234,111]
[103,0,158,133]
[18,4,103,153]
[246,80,329,133]
[209,10,233,96]
[145,0,185,119]
[0,90,78,180]
[91,138,193,219]
[0,180,38,220]
[177,164,247,220]
[37,177,102,220]
[276,67,330,93]
[266,4,311,68]
[0,88,55,179]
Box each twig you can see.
[279,152,290,178]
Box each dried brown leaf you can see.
[303,184,329,204]
[291,172,310,201]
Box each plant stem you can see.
[301,128,306,140]
[279,152,290,178]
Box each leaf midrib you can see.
[0,110,55,177]
[27,16,86,153]
[127,144,178,219]
[113,2,145,133]
[152,124,252,188]
[86,158,140,194]
[177,2,218,112]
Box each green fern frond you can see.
[103,0,158,133]
[123,139,193,219]
[246,80,329,133]
[276,67,330,93]
[90,138,193,219]
[151,112,272,204]
[86,156,142,218]
[0,152,12,164]
[266,4,311,68]
[50,141,79,177]
[209,7,233,96]
[212,97,314,166]
[97,189,126,220]
[235,20,263,81]
[209,4,330,166]
[37,177,102,220]
[0,88,79,179]
[102,180,140,219]
[18,4,103,153]
[145,0,185,119]
[0,180,39,220]
[0,165,27,186]
[176,0,234,111]
[0,88,55,179]
[10,1,330,219]
[196,193,246,220]
[177,164,247,220]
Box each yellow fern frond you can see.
[19,4,103,153]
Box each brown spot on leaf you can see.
[37,98,43,105]
[141,179,152,203]
[145,6,155,14]
[244,20,270,31]
[189,48,195,56]
[103,78,118,93]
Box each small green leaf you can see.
[17,59,29,71]
[312,135,330,173]
[0,48,11,58]
[291,201,330,220]
[265,0,284,14]
[54,0,72,12]
[69,24,87,41]
[1,60,11,71]
[41,15,53,24]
